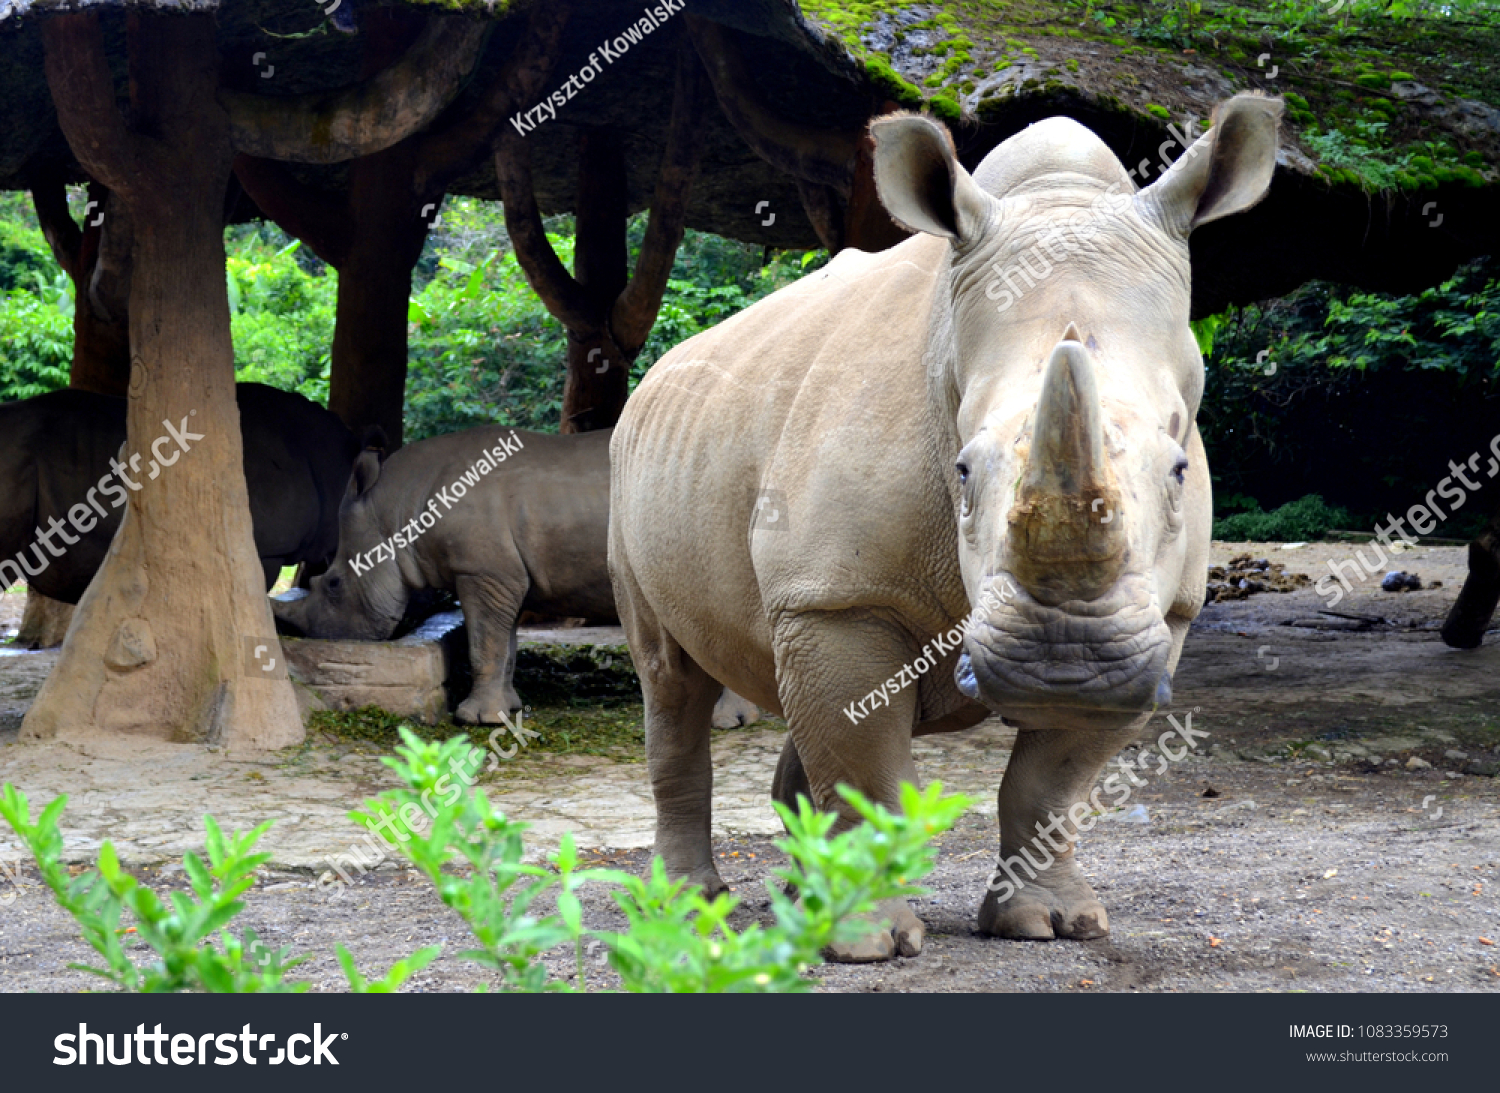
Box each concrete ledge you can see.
[279,615,643,723]
[281,611,467,725]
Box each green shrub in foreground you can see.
[0,729,969,993]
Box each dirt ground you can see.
[2,540,1499,993]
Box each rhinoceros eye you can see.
[1171,457,1188,485]
[956,461,970,485]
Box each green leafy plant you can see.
[357,728,970,992]
[1,729,970,994]
[0,785,308,992]
[1212,493,1355,541]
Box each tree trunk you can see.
[32,178,133,396]
[25,12,301,750]
[562,328,630,434]
[18,590,73,649]
[323,10,433,451]
[501,37,708,435]
[70,186,134,396]
[558,129,630,433]
[328,141,430,449]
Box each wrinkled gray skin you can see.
[273,427,618,724]
[610,96,1281,961]
[0,383,359,601]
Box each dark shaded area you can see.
[2,1,1495,315]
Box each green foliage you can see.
[1212,493,1355,540]
[2,731,969,993]
[404,234,568,439]
[354,734,593,991]
[1199,257,1500,522]
[0,287,71,402]
[604,781,964,992]
[360,728,969,992]
[0,784,307,992]
[227,227,337,404]
[1300,121,1482,190]
[402,200,824,438]
[0,192,53,293]
[0,194,71,403]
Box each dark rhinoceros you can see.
[0,383,360,600]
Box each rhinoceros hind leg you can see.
[771,735,810,814]
[614,567,729,894]
[641,650,729,895]
[454,574,526,724]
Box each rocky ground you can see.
[1,540,1497,993]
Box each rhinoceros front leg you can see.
[453,574,526,724]
[773,610,927,962]
[977,718,1146,941]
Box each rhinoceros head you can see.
[871,94,1281,720]
[271,447,408,641]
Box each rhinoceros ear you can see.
[360,425,389,462]
[1138,93,1282,236]
[870,113,990,243]
[349,449,383,500]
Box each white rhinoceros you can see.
[609,94,1281,960]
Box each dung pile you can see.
[1205,554,1312,604]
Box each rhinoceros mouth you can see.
[957,572,1173,714]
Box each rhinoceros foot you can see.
[977,876,1109,941]
[455,687,523,725]
[824,898,925,963]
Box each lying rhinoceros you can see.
[610,94,1281,959]
[0,383,358,600]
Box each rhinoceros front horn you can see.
[1006,328,1126,604]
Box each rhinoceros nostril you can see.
[956,651,979,699]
